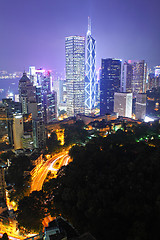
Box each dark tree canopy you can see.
[6,154,31,202]
[62,120,88,146]
[44,132,160,240]
[17,191,46,232]
[46,132,61,153]
[0,233,9,240]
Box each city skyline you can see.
[1,0,160,73]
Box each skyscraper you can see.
[65,36,85,117]
[33,118,46,149]
[85,18,96,115]
[121,61,133,92]
[128,60,147,95]
[100,58,121,115]
[155,66,160,77]
[43,91,57,123]
[19,72,37,117]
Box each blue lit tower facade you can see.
[100,58,121,115]
[85,18,96,115]
[65,36,85,117]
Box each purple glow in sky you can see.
[0,0,160,73]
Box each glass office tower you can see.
[85,18,96,115]
[65,36,85,117]
[100,58,121,115]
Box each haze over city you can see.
[1,0,160,73]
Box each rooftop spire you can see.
[87,16,91,36]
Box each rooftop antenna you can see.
[87,16,91,36]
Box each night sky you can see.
[1,0,160,73]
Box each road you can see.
[31,151,70,192]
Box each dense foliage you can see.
[0,150,15,163]
[61,120,88,146]
[46,132,61,153]
[17,191,46,232]
[0,233,9,240]
[6,154,31,202]
[43,131,160,240]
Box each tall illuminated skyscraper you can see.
[85,18,96,115]
[121,61,133,93]
[65,36,85,117]
[128,60,147,95]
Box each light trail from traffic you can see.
[31,151,70,192]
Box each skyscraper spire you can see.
[87,16,91,36]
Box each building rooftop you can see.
[19,72,30,83]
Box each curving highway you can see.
[31,151,70,192]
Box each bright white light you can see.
[15,115,22,119]
[144,116,154,122]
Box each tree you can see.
[17,191,46,232]
[63,120,88,146]
[0,150,15,163]
[46,132,61,153]
[6,154,31,202]
[1,233,9,240]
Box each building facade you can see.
[33,118,46,149]
[121,61,133,92]
[43,91,57,124]
[129,60,147,95]
[135,93,146,120]
[65,36,85,117]
[114,92,132,118]
[13,113,24,150]
[19,72,37,117]
[0,164,6,200]
[122,60,147,95]
[100,58,121,115]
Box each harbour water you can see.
[0,78,19,101]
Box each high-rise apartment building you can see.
[65,36,85,117]
[85,18,96,115]
[114,92,132,118]
[100,58,121,115]
[0,164,6,201]
[13,113,24,150]
[33,118,46,149]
